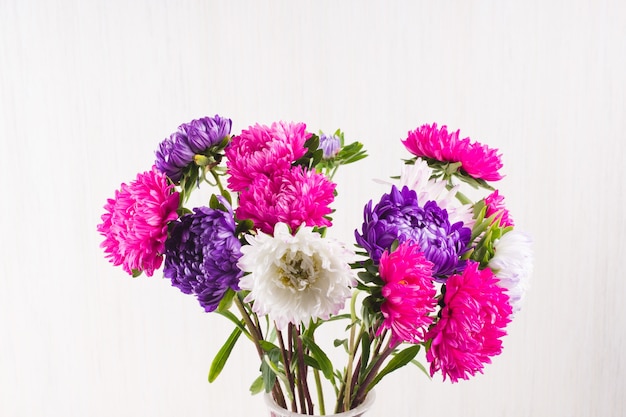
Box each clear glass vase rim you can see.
[264,391,376,417]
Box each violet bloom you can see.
[319,133,341,159]
[163,197,242,312]
[155,115,232,183]
[355,185,470,279]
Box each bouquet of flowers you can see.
[98,116,532,415]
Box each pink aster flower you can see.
[97,168,180,277]
[236,166,336,235]
[426,261,512,383]
[225,121,310,192]
[402,123,503,181]
[484,190,514,227]
[377,242,437,345]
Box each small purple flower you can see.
[164,197,242,312]
[319,133,341,159]
[155,115,232,183]
[355,185,471,279]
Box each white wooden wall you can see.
[1,1,624,416]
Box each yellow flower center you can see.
[276,251,321,292]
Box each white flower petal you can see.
[238,223,356,330]
[400,161,475,228]
[488,230,534,313]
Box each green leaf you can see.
[259,340,280,353]
[302,353,321,369]
[357,271,376,283]
[305,134,320,152]
[249,375,265,395]
[336,141,367,165]
[301,335,334,380]
[220,189,233,205]
[208,326,243,382]
[216,288,236,312]
[326,313,352,323]
[333,338,348,348]
[235,219,255,235]
[366,345,421,391]
[261,349,283,393]
[409,358,431,379]
[215,310,248,335]
[364,262,379,275]
[359,333,371,378]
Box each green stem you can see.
[210,168,225,195]
[277,329,297,412]
[233,295,286,409]
[292,326,307,414]
[342,291,360,412]
[313,367,325,415]
[352,340,396,408]
[328,165,339,181]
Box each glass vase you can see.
[264,391,375,417]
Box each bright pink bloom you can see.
[236,166,336,235]
[402,123,503,181]
[426,261,512,383]
[97,168,180,277]
[485,190,514,227]
[377,242,437,345]
[225,121,310,192]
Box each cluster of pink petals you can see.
[402,123,504,181]
[426,261,512,383]
[236,166,336,235]
[377,242,437,345]
[225,121,310,192]
[484,190,514,227]
[97,168,180,277]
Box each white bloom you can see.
[238,223,356,330]
[488,230,534,313]
[385,160,474,228]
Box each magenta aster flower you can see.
[377,242,437,345]
[97,168,180,277]
[402,123,503,181]
[484,190,514,227]
[236,166,336,235]
[225,121,310,192]
[426,261,512,383]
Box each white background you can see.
[1,1,625,416]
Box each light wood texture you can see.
[1,1,624,416]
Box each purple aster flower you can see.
[319,133,341,159]
[355,185,471,279]
[163,197,242,312]
[155,115,232,183]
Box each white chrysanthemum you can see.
[238,223,356,330]
[488,230,533,313]
[385,160,474,228]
